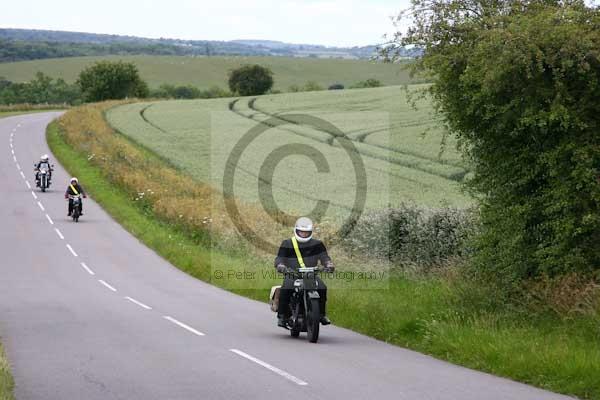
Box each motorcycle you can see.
[69,194,83,222]
[34,163,53,192]
[272,267,324,343]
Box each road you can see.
[0,112,573,400]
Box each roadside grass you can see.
[0,341,14,400]
[47,105,600,399]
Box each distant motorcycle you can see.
[69,194,82,222]
[35,163,53,192]
[271,267,324,343]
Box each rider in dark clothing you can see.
[274,217,334,328]
[64,177,87,216]
[34,155,53,187]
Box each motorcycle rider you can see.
[65,177,87,216]
[34,154,53,187]
[274,217,335,328]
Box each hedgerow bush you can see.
[341,204,476,268]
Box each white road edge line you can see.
[45,214,54,225]
[25,181,31,189]
[98,280,117,292]
[229,349,308,386]
[37,201,45,211]
[163,316,205,336]
[125,297,152,310]
[80,262,95,275]
[31,191,38,200]
[66,244,78,257]
[54,228,64,240]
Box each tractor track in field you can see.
[229,98,468,183]
[249,98,465,170]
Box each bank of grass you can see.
[48,104,600,399]
[0,341,14,400]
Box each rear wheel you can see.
[306,298,320,343]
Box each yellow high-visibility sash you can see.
[70,184,79,195]
[291,237,306,268]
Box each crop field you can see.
[0,55,415,89]
[107,85,471,224]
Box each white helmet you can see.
[70,177,78,183]
[41,154,49,161]
[294,217,313,243]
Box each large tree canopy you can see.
[228,64,274,96]
[77,61,149,102]
[386,0,600,284]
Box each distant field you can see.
[0,55,415,90]
[107,85,471,222]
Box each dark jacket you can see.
[65,183,86,197]
[274,238,331,270]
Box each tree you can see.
[385,0,600,283]
[77,61,149,102]
[350,78,382,89]
[228,64,274,96]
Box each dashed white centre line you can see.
[66,244,78,257]
[98,280,117,292]
[31,191,37,200]
[125,296,152,310]
[80,262,95,275]
[16,162,20,170]
[25,181,31,189]
[19,171,25,179]
[37,201,45,211]
[163,316,205,336]
[54,228,64,240]
[229,349,308,386]
[12,155,17,162]
[11,149,14,155]
[45,214,54,225]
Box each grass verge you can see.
[0,341,14,400]
[47,107,600,400]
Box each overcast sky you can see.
[0,0,412,47]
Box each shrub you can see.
[302,81,324,92]
[341,204,476,268]
[350,78,382,89]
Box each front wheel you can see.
[306,298,320,343]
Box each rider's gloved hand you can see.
[324,262,335,273]
[276,264,287,274]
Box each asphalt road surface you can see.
[0,113,574,400]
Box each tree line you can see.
[0,61,385,104]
